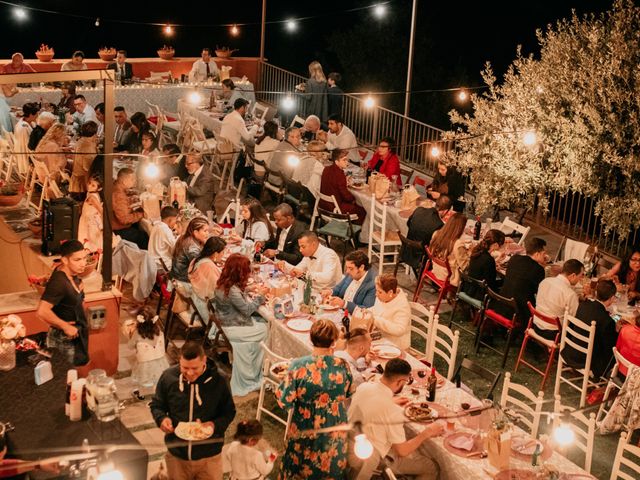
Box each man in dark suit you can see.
[562,279,618,378]
[404,195,452,272]
[185,154,216,214]
[113,106,134,152]
[107,50,133,84]
[322,250,377,314]
[262,203,305,265]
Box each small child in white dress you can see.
[222,419,275,480]
[124,309,169,388]
[77,176,103,252]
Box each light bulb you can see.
[13,8,27,20]
[363,96,375,109]
[286,20,297,32]
[522,130,537,146]
[287,155,300,167]
[230,24,239,36]
[97,469,123,480]
[458,90,468,101]
[354,433,374,459]
[281,95,295,111]
[95,17,100,27]
[164,24,174,36]
[430,146,441,157]
[552,423,575,447]
[373,4,387,18]
[188,92,202,105]
[144,162,160,179]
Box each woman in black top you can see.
[429,161,465,202]
[465,229,506,299]
[36,240,90,366]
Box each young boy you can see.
[148,206,178,270]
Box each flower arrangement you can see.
[35,44,55,62]
[157,45,175,60]
[28,274,49,295]
[215,46,238,58]
[98,47,117,61]
[177,202,204,224]
[0,315,26,342]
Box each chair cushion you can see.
[485,309,515,329]
[457,291,483,310]
[526,328,558,348]
[192,138,217,151]
[372,230,402,244]
[316,221,361,240]
[424,270,446,289]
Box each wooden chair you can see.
[610,432,640,480]
[499,216,531,246]
[515,302,562,391]
[256,341,293,441]
[368,194,401,271]
[475,287,519,369]
[310,192,358,231]
[413,246,457,315]
[394,231,424,277]
[427,313,460,380]
[408,302,434,361]
[205,299,234,361]
[554,396,597,474]
[314,207,361,265]
[500,372,544,438]
[452,356,502,401]
[596,347,635,424]
[449,271,487,337]
[251,102,270,122]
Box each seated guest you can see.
[94,103,105,138]
[189,48,219,82]
[162,143,187,181]
[113,106,134,152]
[616,322,640,376]
[262,203,306,264]
[236,197,274,243]
[107,50,133,83]
[57,82,76,114]
[189,236,227,319]
[327,72,344,118]
[348,358,444,480]
[220,98,258,150]
[603,249,640,304]
[141,131,160,159]
[428,212,468,287]
[61,50,88,72]
[214,254,269,396]
[148,206,178,270]
[254,120,281,175]
[69,121,98,195]
[170,217,210,284]
[185,153,216,214]
[464,229,506,299]
[35,123,69,178]
[111,168,148,249]
[428,160,465,203]
[370,274,411,350]
[319,148,366,225]
[2,52,35,73]
[493,236,547,327]
[67,95,97,133]
[220,79,245,109]
[128,111,151,154]
[14,102,38,173]
[405,195,452,272]
[29,111,56,150]
[301,114,322,142]
[334,328,372,388]
[324,113,359,164]
[269,127,302,186]
[292,140,326,199]
[533,259,584,340]
[368,137,401,185]
[322,250,377,314]
[562,279,618,378]
[279,231,342,289]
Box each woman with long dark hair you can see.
[604,248,640,302]
[254,120,280,176]
[188,236,227,318]
[170,217,210,283]
[428,212,469,286]
[236,197,274,243]
[465,229,506,298]
[213,253,269,396]
[128,111,151,154]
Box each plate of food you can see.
[270,361,290,379]
[494,470,538,480]
[371,344,402,359]
[175,422,214,441]
[511,437,544,456]
[404,402,439,423]
[285,318,314,333]
[350,182,366,190]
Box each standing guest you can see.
[253,120,280,174]
[327,72,344,118]
[128,111,151,154]
[67,95,97,133]
[325,113,360,164]
[213,254,269,396]
[404,195,452,273]
[319,148,366,224]
[533,259,584,340]
[268,126,302,185]
[189,237,227,319]
[464,229,506,299]
[262,203,306,265]
[299,61,328,121]
[1,52,35,73]
[301,114,322,142]
[293,139,327,199]
[124,308,169,388]
[276,319,352,479]
[61,51,88,72]
[185,154,216,214]
[69,121,98,195]
[236,197,273,243]
[370,274,411,350]
[428,160,465,203]
[150,342,236,480]
[279,231,342,289]
[35,123,69,178]
[148,206,178,270]
[561,279,618,378]
[603,249,640,304]
[171,217,211,283]
[113,106,134,152]
[334,328,372,388]
[220,98,258,150]
[223,419,275,480]
[348,358,444,480]
[28,111,56,150]
[57,82,76,114]
[94,103,105,138]
[189,48,220,82]
[107,50,133,83]
[14,102,39,174]
[368,137,401,185]
[428,212,469,287]
[77,176,103,253]
[111,167,148,249]
[36,240,90,366]
[322,250,377,314]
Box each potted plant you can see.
[35,44,54,62]
[215,46,238,58]
[27,274,49,295]
[157,45,175,60]
[98,47,117,62]
[0,182,24,207]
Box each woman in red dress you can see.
[319,149,366,225]
[367,136,401,186]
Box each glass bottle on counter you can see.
[303,274,313,306]
[427,367,437,402]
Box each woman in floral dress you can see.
[276,319,353,479]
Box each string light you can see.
[522,130,538,146]
[163,24,174,36]
[95,17,100,27]
[457,89,468,102]
[230,24,239,36]
[144,162,160,179]
[287,155,300,167]
[286,19,297,32]
[354,433,374,459]
[363,95,376,109]
[373,4,387,18]
[13,7,27,21]
[552,422,575,447]
[430,146,441,157]
[188,92,203,105]
[281,95,295,111]
[96,465,124,480]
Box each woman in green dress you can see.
[276,319,353,479]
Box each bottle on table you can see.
[341,309,350,335]
[172,194,180,210]
[473,216,482,241]
[427,367,437,402]
[303,274,313,305]
[531,442,541,467]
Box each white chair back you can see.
[219,177,245,224]
[408,302,433,360]
[428,314,460,381]
[368,193,401,268]
[252,102,269,121]
[610,432,640,480]
[256,341,293,440]
[500,372,544,438]
[563,238,591,262]
[554,395,597,474]
[310,193,341,230]
[290,115,305,128]
[500,216,531,246]
[596,347,635,423]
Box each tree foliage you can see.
[444,0,640,237]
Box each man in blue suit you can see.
[321,250,377,313]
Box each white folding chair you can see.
[427,313,460,380]
[218,178,245,225]
[251,102,269,122]
[400,165,413,185]
[289,115,305,128]
[408,302,434,361]
[499,216,531,246]
[554,396,597,474]
[309,193,358,230]
[0,136,14,182]
[368,194,401,271]
[610,431,640,480]
[596,347,635,424]
[256,341,293,441]
[500,372,544,438]
[25,156,63,216]
[554,312,603,408]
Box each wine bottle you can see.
[303,274,312,305]
[473,216,482,241]
[172,194,179,209]
[531,442,541,467]
[427,367,437,402]
[341,309,350,335]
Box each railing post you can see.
[371,108,379,146]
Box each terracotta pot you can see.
[157,50,175,60]
[35,52,54,62]
[215,49,236,58]
[98,52,116,61]
[0,193,22,207]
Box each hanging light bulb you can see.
[430,146,441,157]
[363,95,375,109]
[144,161,160,179]
[164,24,174,36]
[373,4,387,18]
[457,89,468,102]
[230,24,239,36]
[522,130,538,147]
[552,422,575,447]
[188,92,203,105]
[13,7,28,21]
[287,155,300,167]
[96,461,124,480]
[281,95,295,111]
[286,19,297,32]
[95,17,101,27]
[354,433,374,459]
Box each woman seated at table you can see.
[57,82,76,114]
[428,212,468,287]
[140,131,160,159]
[69,121,98,196]
[254,120,281,176]
[464,229,506,299]
[170,217,211,286]
[236,197,274,243]
[370,274,411,350]
[319,148,366,225]
[603,248,640,304]
[128,111,151,154]
[213,253,269,396]
[428,160,465,203]
[220,79,246,110]
[35,123,69,182]
[367,137,401,186]
[188,236,227,319]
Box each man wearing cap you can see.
[2,52,35,74]
[220,98,258,150]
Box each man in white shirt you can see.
[220,98,258,149]
[278,231,342,289]
[68,95,97,133]
[334,327,372,388]
[533,259,584,339]
[189,48,220,82]
[149,206,178,270]
[324,113,360,164]
[348,358,443,480]
[14,102,38,174]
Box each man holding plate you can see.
[321,250,377,314]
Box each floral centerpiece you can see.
[0,315,27,371]
[157,45,175,60]
[215,46,238,58]
[98,47,117,61]
[27,274,49,295]
[0,180,24,206]
[35,44,55,62]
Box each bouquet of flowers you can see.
[28,274,49,294]
[0,315,26,342]
[98,47,117,61]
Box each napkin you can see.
[511,437,540,455]
[449,434,475,451]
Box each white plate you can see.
[175,422,213,441]
[270,361,290,379]
[320,304,341,311]
[372,344,402,359]
[286,318,314,333]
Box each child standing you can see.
[124,308,169,388]
[77,176,103,252]
[223,420,275,480]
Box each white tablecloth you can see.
[349,185,413,242]
[178,99,224,136]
